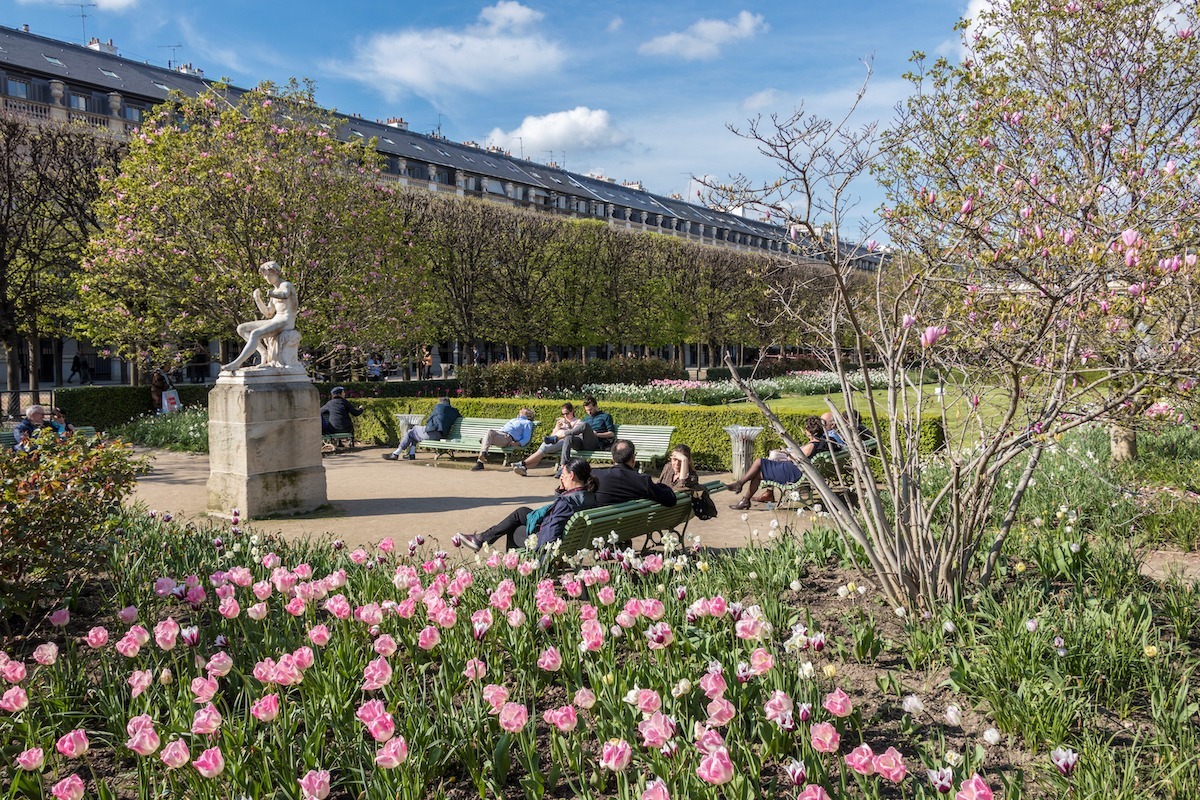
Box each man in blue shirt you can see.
[472,407,535,471]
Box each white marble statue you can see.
[221,261,301,372]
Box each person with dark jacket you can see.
[320,386,364,436]
[593,439,677,507]
[382,397,461,460]
[459,458,599,551]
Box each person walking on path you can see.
[471,408,535,471]
[67,354,83,384]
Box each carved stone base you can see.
[206,371,327,519]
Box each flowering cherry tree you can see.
[80,80,431,371]
[715,0,1200,606]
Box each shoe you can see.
[382,453,399,461]
[405,453,416,461]
[553,467,563,479]
[471,461,485,471]
[724,482,741,493]
[752,489,775,503]
[543,436,558,445]
[729,499,751,511]
[513,462,528,476]
[459,533,483,552]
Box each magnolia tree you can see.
[80,80,431,374]
[711,0,1200,607]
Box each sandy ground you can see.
[129,445,1197,580]
[130,446,806,551]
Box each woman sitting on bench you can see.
[458,458,598,551]
[725,416,840,510]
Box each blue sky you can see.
[4,0,975,221]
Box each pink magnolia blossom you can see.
[811,722,841,753]
[823,687,853,717]
[50,774,85,800]
[298,768,331,800]
[16,747,44,771]
[160,739,190,769]
[191,703,223,735]
[375,736,408,768]
[696,746,735,785]
[956,774,994,800]
[599,738,632,771]
[56,729,89,758]
[192,746,225,778]
[498,702,528,732]
[845,743,876,775]
[920,325,948,348]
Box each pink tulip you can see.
[845,743,876,775]
[874,746,907,782]
[464,658,487,680]
[597,586,617,605]
[417,626,440,650]
[3,659,27,683]
[308,624,331,647]
[599,738,632,771]
[298,769,331,800]
[1,686,29,713]
[1050,747,1078,776]
[498,702,528,732]
[56,729,89,758]
[246,602,269,620]
[574,687,596,709]
[642,778,671,800]
[49,609,70,627]
[367,714,396,742]
[699,670,727,699]
[115,635,141,658]
[638,711,677,748]
[15,747,44,771]
[191,703,223,735]
[694,724,726,755]
[160,739,190,769]
[362,657,393,691]
[696,745,735,785]
[205,652,234,677]
[635,688,662,715]
[85,627,109,649]
[128,670,152,699]
[798,785,831,800]
[811,722,840,753]
[542,704,578,733]
[763,690,794,725]
[956,774,993,800]
[192,746,225,778]
[125,714,161,756]
[191,676,219,704]
[33,642,58,666]
[375,736,409,768]
[251,693,280,722]
[705,696,736,727]
[50,774,85,800]
[154,618,179,650]
[537,646,563,671]
[783,759,806,786]
[118,605,138,624]
[749,647,773,675]
[823,687,853,718]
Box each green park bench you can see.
[760,439,877,508]
[416,417,540,465]
[556,479,725,559]
[570,424,675,470]
[2,425,98,450]
[321,431,356,451]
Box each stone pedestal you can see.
[207,368,327,519]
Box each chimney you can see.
[176,62,204,76]
[22,24,29,33]
[385,117,408,130]
[87,37,119,55]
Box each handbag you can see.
[690,487,718,521]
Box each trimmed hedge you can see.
[54,385,211,431]
[355,397,947,471]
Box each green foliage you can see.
[53,384,210,431]
[111,407,209,452]
[455,358,685,397]
[0,431,145,619]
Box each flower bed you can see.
[582,370,893,406]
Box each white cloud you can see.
[607,17,624,33]
[638,11,767,61]
[741,88,785,112]
[333,2,564,101]
[937,0,997,56]
[486,107,628,156]
[18,0,138,9]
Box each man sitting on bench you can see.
[471,408,535,471]
[320,386,363,446]
[593,439,677,507]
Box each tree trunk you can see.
[3,333,20,418]
[25,335,40,399]
[1109,424,1138,462]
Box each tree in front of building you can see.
[80,79,430,377]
